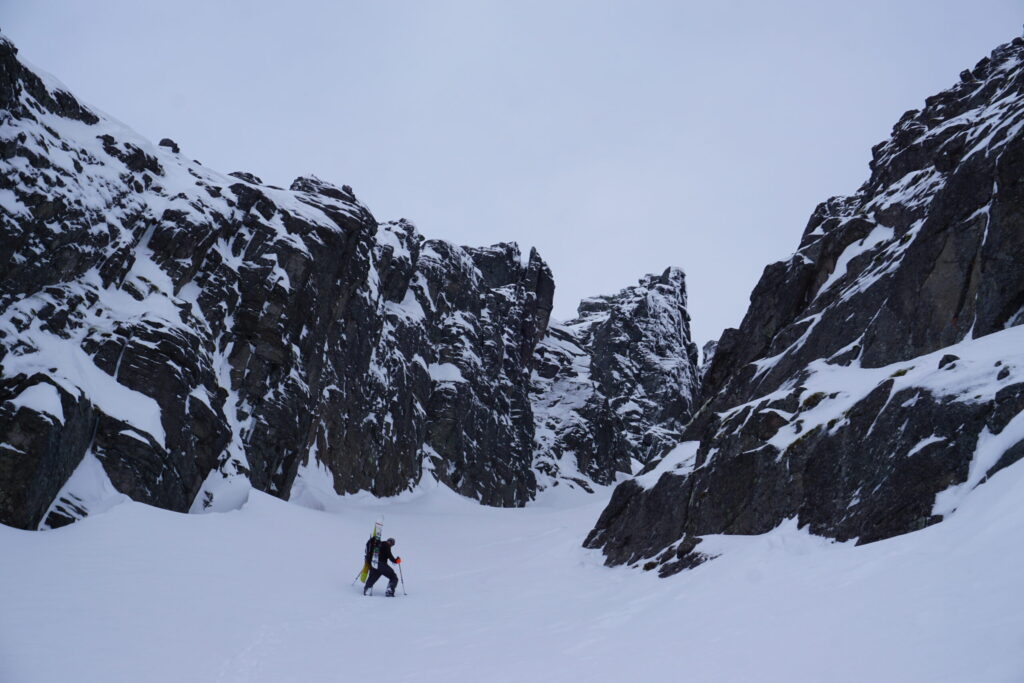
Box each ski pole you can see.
[398,561,407,595]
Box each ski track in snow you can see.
[3,461,1024,683]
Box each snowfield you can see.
[3,461,1024,683]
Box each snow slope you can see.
[3,459,1024,683]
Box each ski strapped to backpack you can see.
[357,520,383,584]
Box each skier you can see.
[364,537,401,597]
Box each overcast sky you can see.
[2,2,1020,348]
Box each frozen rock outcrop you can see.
[532,268,700,489]
[586,37,1024,575]
[0,33,558,527]
[0,33,696,528]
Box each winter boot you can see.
[363,585,372,596]
[385,588,395,597]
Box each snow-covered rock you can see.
[0,31,558,526]
[586,37,1024,575]
[0,33,695,527]
[532,267,700,489]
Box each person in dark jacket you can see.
[364,537,401,596]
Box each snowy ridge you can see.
[705,39,1024,403]
[0,33,547,526]
[532,267,700,490]
[0,32,695,528]
[587,36,1024,575]
[0,26,380,525]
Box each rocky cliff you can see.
[586,38,1024,575]
[532,268,700,489]
[0,33,700,529]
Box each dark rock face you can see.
[0,33,554,527]
[532,268,700,488]
[586,38,1024,575]
[317,231,557,507]
[0,34,692,528]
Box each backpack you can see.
[365,536,380,563]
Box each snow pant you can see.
[366,564,398,594]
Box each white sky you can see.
[2,1,1020,347]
